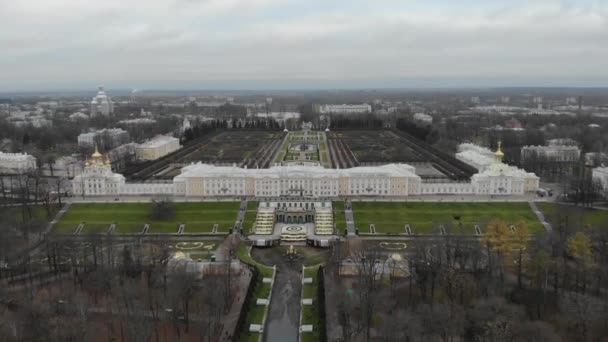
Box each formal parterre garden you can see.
[336,130,424,163]
[182,131,282,163]
[289,132,323,141]
[352,202,544,234]
[275,131,324,164]
[318,139,331,167]
[536,202,608,229]
[55,202,240,234]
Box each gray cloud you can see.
[1,0,607,90]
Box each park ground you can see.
[52,200,608,236]
[536,202,608,229]
[55,202,240,234]
[351,202,545,234]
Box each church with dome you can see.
[72,146,124,196]
[90,86,114,117]
[72,142,539,198]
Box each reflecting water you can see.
[265,270,300,342]
[266,311,297,342]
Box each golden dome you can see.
[91,145,102,160]
[495,141,504,161]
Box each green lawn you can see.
[536,202,608,229]
[319,141,329,166]
[332,201,346,234]
[332,201,344,211]
[243,201,259,233]
[55,202,240,234]
[301,265,321,342]
[352,202,544,234]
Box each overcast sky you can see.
[1,0,607,91]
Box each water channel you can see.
[252,247,302,342]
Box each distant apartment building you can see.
[8,115,52,128]
[118,118,157,125]
[78,128,130,150]
[69,112,89,121]
[521,142,581,181]
[318,104,371,114]
[135,135,181,161]
[90,86,114,117]
[6,109,53,128]
[521,144,581,163]
[547,138,578,147]
[504,118,523,130]
[0,151,37,173]
[413,113,433,125]
[107,143,137,171]
[593,167,608,197]
[585,152,608,166]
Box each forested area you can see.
[325,207,608,341]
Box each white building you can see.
[521,145,580,163]
[0,151,37,173]
[318,104,371,114]
[69,112,89,121]
[413,113,433,125]
[72,148,173,196]
[74,142,539,198]
[118,118,156,125]
[51,155,83,177]
[135,135,181,161]
[77,128,130,149]
[456,143,539,193]
[72,148,125,196]
[90,86,114,117]
[456,143,496,171]
[7,110,53,128]
[593,167,608,197]
[173,163,419,198]
[108,143,137,170]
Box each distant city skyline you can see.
[1,0,607,91]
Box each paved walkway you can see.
[528,201,553,232]
[234,199,248,233]
[215,235,240,262]
[10,202,74,263]
[344,199,356,236]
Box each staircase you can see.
[314,208,333,235]
[254,208,275,235]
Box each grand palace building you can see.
[73,144,539,198]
